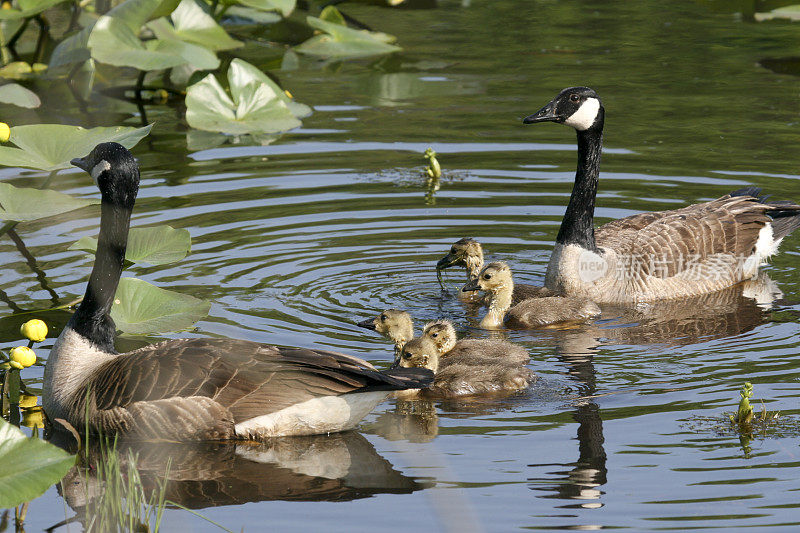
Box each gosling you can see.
[395,336,533,398]
[357,309,414,359]
[463,262,601,329]
[436,238,551,303]
[422,319,529,365]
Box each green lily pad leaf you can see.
[0,419,75,509]
[0,0,68,21]
[111,277,211,334]
[755,5,800,21]
[319,5,346,25]
[295,15,401,58]
[223,5,281,23]
[185,58,308,134]
[235,0,295,17]
[0,124,151,171]
[89,15,219,71]
[69,225,191,265]
[0,183,98,222]
[0,83,40,108]
[148,0,242,52]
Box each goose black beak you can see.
[462,280,480,292]
[436,254,457,270]
[357,318,376,330]
[70,156,90,172]
[523,102,560,124]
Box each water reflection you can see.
[51,429,430,521]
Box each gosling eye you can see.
[483,273,492,280]
[380,314,387,321]
[402,352,411,359]
[569,93,580,103]
[431,332,438,338]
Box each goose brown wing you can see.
[595,192,778,278]
[90,338,431,422]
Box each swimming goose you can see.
[523,87,800,303]
[436,237,551,303]
[357,309,414,359]
[42,142,432,441]
[394,336,533,398]
[422,319,529,364]
[463,262,601,329]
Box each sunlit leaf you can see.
[0,0,68,20]
[111,277,211,334]
[0,183,98,222]
[69,225,191,265]
[148,0,242,52]
[0,83,40,108]
[0,124,152,171]
[223,5,281,23]
[295,14,401,58]
[185,58,308,134]
[88,15,219,71]
[0,61,47,80]
[319,5,346,25]
[235,0,295,17]
[0,418,75,509]
[755,5,800,21]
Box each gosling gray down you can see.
[43,143,432,441]
[437,237,551,303]
[464,262,601,329]
[523,87,800,303]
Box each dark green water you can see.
[2,0,800,530]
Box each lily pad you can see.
[69,225,191,265]
[148,0,242,52]
[0,83,40,108]
[185,58,309,134]
[235,0,295,17]
[755,5,800,21]
[0,418,75,509]
[295,14,401,58]
[111,277,211,334]
[223,6,281,24]
[0,124,151,172]
[0,183,98,222]
[88,15,219,71]
[0,0,69,21]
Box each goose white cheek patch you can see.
[564,97,600,131]
[90,160,111,183]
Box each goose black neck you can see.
[68,200,132,353]
[556,127,602,252]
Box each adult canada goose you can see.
[436,238,551,303]
[464,262,601,329]
[356,309,414,359]
[422,319,529,364]
[394,336,533,398]
[523,87,800,303]
[42,143,432,441]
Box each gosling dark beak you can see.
[462,279,480,292]
[357,318,376,330]
[436,254,457,270]
[523,101,560,124]
[70,156,90,172]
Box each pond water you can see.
[3,0,800,531]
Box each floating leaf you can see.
[0,0,69,21]
[319,5,346,25]
[0,124,151,171]
[755,5,800,21]
[0,61,47,80]
[88,15,219,71]
[295,14,401,58]
[0,183,98,222]
[223,5,281,24]
[185,58,309,134]
[69,225,192,265]
[111,277,211,334]
[235,0,295,17]
[0,83,40,108]
[0,418,75,509]
[148,0,242,52]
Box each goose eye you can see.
[570,93,580,103]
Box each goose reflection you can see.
[526,273,782,508]
[51,429,430,523]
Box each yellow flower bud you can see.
[20,318,47,342]
[9,346,36,368]
[0,123,9,143]
[1,2,12,10]
[19,393,37,408]
[21,406,45,429]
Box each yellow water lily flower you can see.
[9,346,36,368]
[20,318,48,342]
[19,393,38,408]
[21,406,45,429]
[0,122,10,143]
